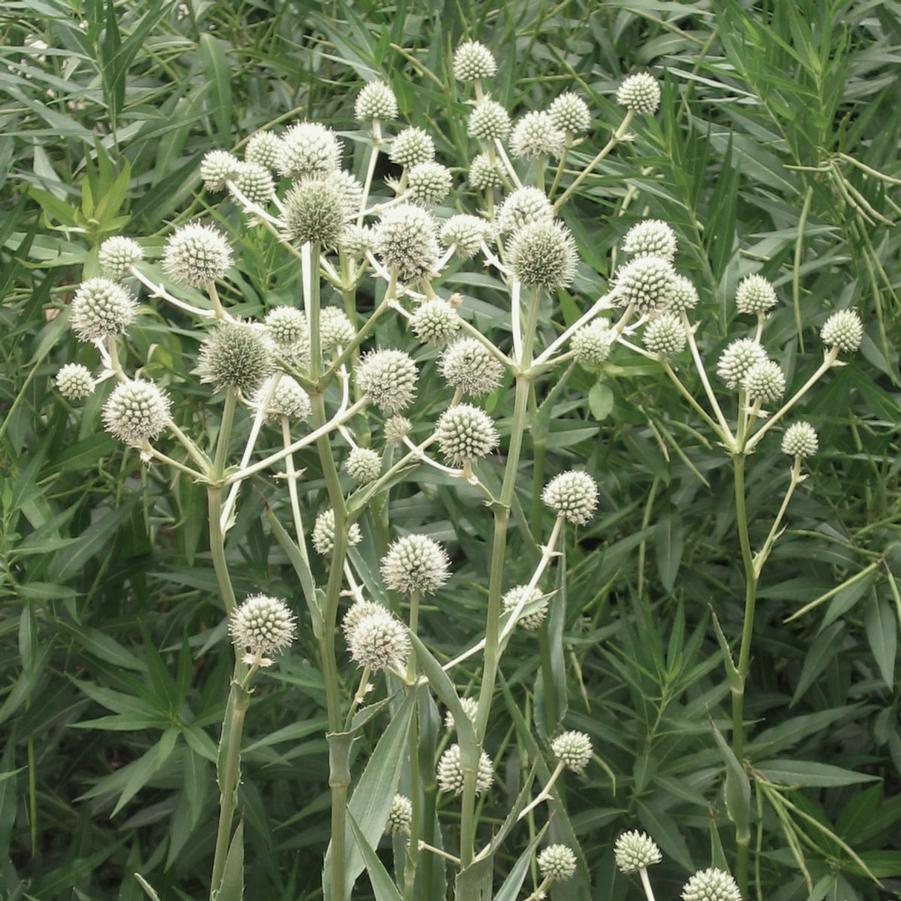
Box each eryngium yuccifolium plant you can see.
[410,298,461,344]
[643,311,686,356]
[821,308,864,352]
[435,403,499,465]
[452,40,497,81]
[437,744,494,794]
[102,379,171,445]
[495,186,554,234]
[468,99,511,141]
[98,235,143,279]
[345,446,381,483]
[354,81,398,121]
[622,218,677,261]
[536,844,578,882]
[245,130,283,168]
[735,274,777,315]
[614,255,676,313]
[510,110,566,159]
[614,831,663,874]
[444,696,479,731]
[200,149,241,192]
[439,338,504,396]
[669,272,700,311]
[252,376,311,422]
[616,72,661,114]
[406,162,453,206]
[781,422,819,457]
[386,794,413,835]
[742,359,786,404]
[380,534,450,595]
[55,363,95,400]
[681,868,743,901]
[312,509,363,557]
[356,348,418,412]
[389,126,435,168]
[232,161,276,205]
[229,594,296,664]
[264,306,307,347]
[198,322,274,396]
[374,204,439,282]
[319,307,355,352]
[348,610,411,670]
[283,179,346,248]
[277,121,342,180]
[542,470,599,525]
[551,730,593,773]
[71,277,137,341]
[572,318,614,367]
[502,585,548,630]
[163,222,232,287]
[441,215,490,258]
[341,601,387,644]
[715,338,768,389]
[509,220,578,289]
[548,91,591,134]
[469,151,504,189]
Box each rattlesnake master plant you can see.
[55,33,872,901]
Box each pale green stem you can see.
[404,590,422,901]
[754,457,802,578]
[682,311,735,447]
[515,760,565,822]
[639,868,658,901]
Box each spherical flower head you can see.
[345,446,382,483]
[102,379,171,446]
[198,322,274,396]
[232,161,276,205]
[381,534,450,596]
[355,81,398,121]
[614,831,663,874]
[617,72,661,115]
[444,697,479,731]
[252,375,311,422]
[71,277,137,341]
[437,744,494,795]
[551,731,593,773]
[384,415,412,446]
[439,338,504,397]
[200,149,241,192]
[623,219,677,262]
[56,363,95,401]
[386,794,413,835]
[543,470,598,525]
[548,91,591,135]
[407,162,453,206]
[436,403,499,466]
[669,274,699,312]
[313,509,362,557]
[411,299,461,345]
[320,307,356,353]
[681,868,742,901]
[743,359,785,404]
[98,236,143,280]
[327,170,365,219]
[265,306,307,347]
[614,255,676,314]
[341,600,387,642]
[496,187,554,235]
[503,584,548,630]
[735,274,777,315]
[716,338,766,390]
[440,214,490,259]
[510,111,565,160]
[163,222,232,288]
[821,309,863,353]
[469,99,511,141]
[277,121,342,180]
[389,126,435,168]
[283,179,345,249]
[452,40,497,82]
[349,610,411,671]
[537,845,577,883]
[373,203,439,283]
[782,422,818,458]
[509,220,578,290]
[572,319,614,368]
[644,311,686,356]
[340,224,375,258]
[245,130,284,169]
[229,593,296,664]
[469,152,504,190]
[356,348,418,413]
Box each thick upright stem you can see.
[404,591,422,901]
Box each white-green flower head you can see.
[510,219,578,290]
[264,306,307,347]
[252,375,311,422]
[313,509,363,557]
[71,277,137,341]
[200,149,241,192]
[374,203,439,283]
[386,793,413,835]
[356,348,418,413]
[716,338,766,390]
[348,610,411,671]
[444,697,479,731]
[644,311,686,356]
[681,867,742,901]
[735,273,777,315]
[384,414,413,446]
[319,306,355,353]
[782,421,818,458]
[98,236,143,280]
[326,169,364,219]
[56,363,95,401]
[441,214,490,259]
[277,121,342,180]
[345,446,382,484]
[229,593,296,665]
[339,224,375,258]
[743,359,785,404]
[468,99,511,141]
[551,730,593,773]
[669,274,699,312]
[102,378,171,446]
[469,152,504,190]
[452,40,497,82]
[502,584,548,630]
[614,255,676,314]
[548,91,591,135]
[163,222,232,287]
[436,403,499,466]
[572,318,614,368]
[381,533,450,596]
[341,600,386,643]
[622,219,677,262]
[389,126,435,168]
[198,322,274,396]
[617,72,661,115]
[232,161,276,205]
[537,844,577,883]
[245,130,284,169]
[283,178,345,249]
[437,744,494,794]
[496,186,554,235]
[407,162,453,206]
[613,831,663,874]
[543,470,598,525]
[439,337,504,397]
[410,299,461,345]
[510,110,566,160]
[354,81,398,122]
[821,309,863,353]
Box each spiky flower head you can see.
[743,359,785,404]
[623,219,677,262]
[355,81,398,121]
[502,584,548,630]
[102,379,171,445]
[373,203,439,283]
[381,534,450,596]
[389,126,435,168]
[444,697,479,731]
[509,219,578,290]
[439,338,504,397]
[551,731,593,773]
[469,99,511,141]
[549,91,591,135]
[98,236,143,280]
[537,845,577,883]
[356,349,418,413]
[407,162,453,206]
[543,470,598,525]
[781,422,818,458]
[496,186,553,235]
[386,794,413,835]
[163,222,232,287]
[644,311,686,356]
[200,149,241,192]
[277,121,342,180]
[345,446,382,484]
[245,130,283,169]
[410,299,461,345]
[617,72,661,114]
[264,306,307,347]
[71,278,137,341]
[341,600,387,642]
[348,610,411,671]
[252,375,311,422]
[56,363,95,401]
[469,152,504,190]
[440,214,490,259]
[436,403,499,466]
[613,831,663,874]
[821,309,863,353]
[283,179,345,249]
[232,161,276,206]
[437,744,494,794]
[716,339,767,390]
[326,170,364,219]
[452,40,497,81]
[510,111,566,160]
[572,319,614,367]
[198,322,274,396]
[313,509,362,557]
[669,274,699,312]
[614,255,676,314]
[735,274,777,315]
[681,868,742,901]
[229,594,296,665]
[340,224,375,258]
[320,307,355,353]
[384,415,412,446]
